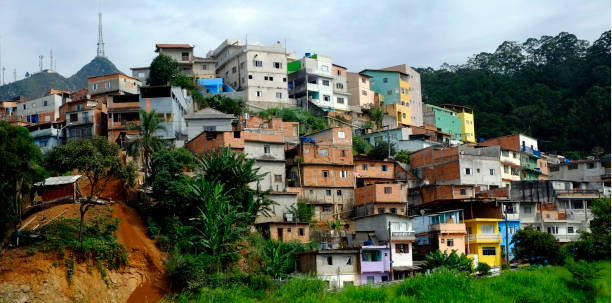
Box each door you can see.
[277,228,283,242]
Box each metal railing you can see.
[466,233,502,242]
[391,231,416,240]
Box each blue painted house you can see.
[498,219,520,262]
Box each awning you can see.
[35,175,82,186]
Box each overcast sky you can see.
[0,0,609,82]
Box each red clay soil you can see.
[112,202,167,303]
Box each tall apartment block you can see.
[208,39,293,110]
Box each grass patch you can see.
[163,262,611,302]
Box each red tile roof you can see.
[155,44,193,50]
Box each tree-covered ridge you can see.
[418,31,610,157]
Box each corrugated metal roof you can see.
[35,175,82,186]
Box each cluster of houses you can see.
[1,39,610,288]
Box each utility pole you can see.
[504,203,509,267]
[388,220,394,281]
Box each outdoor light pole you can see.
[57,122,72,144]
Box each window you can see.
[256,91,262,97]
[232,66,237,73]
[337,190,342,196]
[276,92,282,99]
[387,90,392,95]
[395,244,409,253]
[263,145,270,154]
[362,164,368,170]
[264,76,269,80]
[325,189,332,196]
[23,104,26,109]
[502,150,509,157]
[337,130,346,139]
[361,90,367,96]
[337,97,345,104]
[319,148,329,156]
[340,170,347,178]
[93,83,98,90]
[567,226,574,234]
[477,168,481,173]
[361,77,366,83]
[447,239,454,246]
[45,116,50,122]
[568,164,578,170]
[322,170,329,178]
[509,227,516,234]
[234,131,241,138]
[323,205,332,212]
[299,228,305,236]
[320,65,329,72]
[572,201,584,209]
[336,83,344,89]
[322,80,330,86]
[283,77,287,82]
[273,62,282,69]
[105,81,111,88]
[362,250,382,262]
[70,113,78,122]
[490,169,495,175]
[547,226,559,234]
[253,60,263,67]
[481,224,495,234]
[384,187,392,194]
[345,256,352,265]
[504,165,509,174]
[323,95,330,101]
[588,163,596,169]
[287,227,292,233]
[248,75,253,79]
[402,113,406,119]
[340,150,346,157]
[269,76,274,81]
[482,247,496,256]
[367,276,375,284]
[43,100,48,106]
[467,227,472,234]
[327,256,333,265]
[383,77,388,83]
[465,168,472,175]
[274,175,282,182]
[381,165,388,171]
[460,188,467,195]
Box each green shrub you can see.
[477,263,491,276]
[26,246,37,256]
[424,249,474,273]
[249,273,273,291]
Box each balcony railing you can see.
[466,233,502,242]
[429,223,466,234]
[553,234,580,242]
[391,231,416,241]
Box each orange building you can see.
[107,94,140,146]
[286,127,354,221]
[88,73,141,104]
[354,183,408,216]
[256,222,310,243]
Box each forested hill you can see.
[418,31,610,157]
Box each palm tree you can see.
[129,109,166,182]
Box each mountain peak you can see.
[68,56,123,90]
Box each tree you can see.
[289,200,314,223]
[202,95,243,116]
[148,53,179,86]
[260,240,307,278]
[196,147,274,224]
[129,109,167,182]
[352,134,371,155]
[149,148,194,203]
[395,150,410,164]
[45,137,134,242]
[0,122,46,237]
[423,249,473,273]
[367,141,396,160]
[511,226,562,265]
[372,108,384,130]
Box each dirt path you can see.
[112,202,167,303]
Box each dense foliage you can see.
[352,134,371,155]
[367,141,396,160]
[148,53,180,86]
[511,226,563,265]
[257,107,328,135]
[418,31,610,156]
[128,109,168,181]
[165,261,611,303]
[288,200,314,223]
[423,249,474,273]
[201,95,243,116]
[0,122,46,238]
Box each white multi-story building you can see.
[208,39,293,110]
[16,90,71,124]
[139,86,193,146]
[288,54,348,112]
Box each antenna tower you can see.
[97,10,105,57]
[39,55,44,72]
[50,49,54,71]
[13,68,16,82]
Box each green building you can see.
[423,104,462,141]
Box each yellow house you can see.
[441,104,476,143]
[463,218,502,267]
[382,104,411,127]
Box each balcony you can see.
[553,234,580,243]
[429,223,466,234]
[30,128,59,138]
[466,233,502,242]
[502,213,520,220]
[391,231,416,241]
[522,146,542,157]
